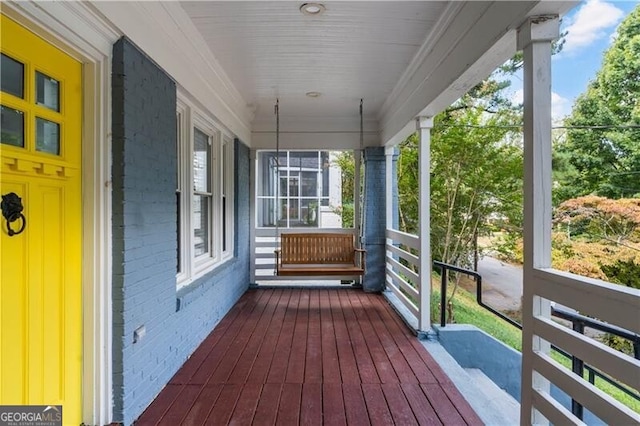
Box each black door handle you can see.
[1,192,26,236]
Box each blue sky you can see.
[508,0,639,121]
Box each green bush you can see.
[601,259,640,289]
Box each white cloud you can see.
[511,89,571,121]
[562,0,624,54]
[551,92,572,121]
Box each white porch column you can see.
[385,147,394,232]
[518,16,559,426]
[417,116,433,332]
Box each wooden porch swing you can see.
[273,99,366,277]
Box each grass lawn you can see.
[431,283,640,413]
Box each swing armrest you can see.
[354,248,366,269]
[274,249,281,265]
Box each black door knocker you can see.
[1,192,26,236]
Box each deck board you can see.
[205,384,243,425]
[277,383,303,425]
[157,384,202,426]
[136,289,482,425]
[305,290,323,383]
[252,383,282,426]
[181,384,223,425]
[228,383,261,425]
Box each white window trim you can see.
[177,95,235,289]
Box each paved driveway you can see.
[477,257,523,311]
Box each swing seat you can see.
[275,233,366,276]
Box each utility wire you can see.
[434,124,640,130]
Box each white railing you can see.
[385,228,421,319]
[525,269,640,425]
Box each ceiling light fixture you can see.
[300,3,325,16]
[305,91,321,98]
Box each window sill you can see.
[175,256,236,312]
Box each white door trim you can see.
[2,3,120,424]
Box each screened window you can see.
[257,150,340,228]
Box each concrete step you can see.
[421,340,520,426]
[465,368,520,422]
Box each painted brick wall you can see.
[111,38,250,425]
[362,147,387,292]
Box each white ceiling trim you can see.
[160,2,251,125]
[91,2,253,144]
[379,1,539,145]
[379,1,464,122]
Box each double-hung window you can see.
[176,97,234,287]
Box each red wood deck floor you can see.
[136,289,483,425]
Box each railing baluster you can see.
[440,266,447,327]
[571,320,585,420]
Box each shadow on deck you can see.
[135,288,482,425]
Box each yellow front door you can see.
[1,15,83,425]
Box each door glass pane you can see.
[36,117,60,154]
[1,105,24,147]
[279,174,288,197]
[289,198,299,221]
[301,199,318,226]
[1,54,24,98]
[280,199,288,225]
[36,71,60,112]
[193,195,210,256]
[193,128,210,193]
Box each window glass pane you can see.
[222,195,227,251]
[193,128,210,193]
[1,54,24,98]
[257,198,276,227]
[176,192,181,273]
[193,195,210,256]
[289,176,299,197]
[176,113,182,274]
[36,72,59,112]
[278,152,287,168]
[222,141,228,252]
[36,117,60,154]
[1,105,24,147]
[258,151,278,196]
[322,152,330,198]
[290,151,319,169]
[301,172,317,197]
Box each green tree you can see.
[555,5,640,200]
[397,91,523,269]
[334,151,355,228]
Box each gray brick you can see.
[362,147,387,292]
[111,38,250,424]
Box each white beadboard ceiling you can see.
[179,1,576,146]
